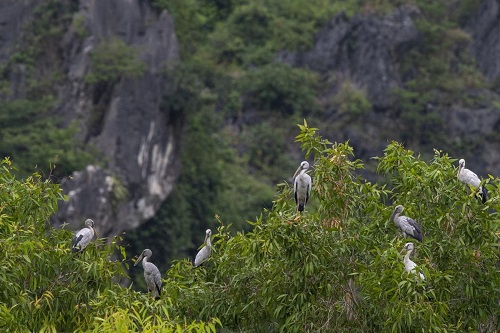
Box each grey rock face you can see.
[468,0,500,81]
[280,6,420,109]
[279,4,500,178]
[0,0,181,236]
[55,0,181,235]
[0,0,38,64]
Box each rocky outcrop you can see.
[0,0,38,64]
[55,0,181,235]
[279,6,420,110]
[0,0,182,236]
[468,0,500,82]
[279,4,500,177]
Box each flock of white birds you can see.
[290,157,487,282]
[70,158,486,296]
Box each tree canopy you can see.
[1,122,498,332]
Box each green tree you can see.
[0,158,220,332]
[161,121,499,332]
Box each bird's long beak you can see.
[389,209,397,222]
[134,253,144,266]
[92,227,98,238]
[293,166,302,179]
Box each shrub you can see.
[242,63,318,115]
[85,38,147,84]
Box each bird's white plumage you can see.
[194,229,212,267]
[72,219,95,252]
[457,158,487,203]
[390,205,423,242]
[134,249,162,299]
[403,242,425,281]
[293,161,312,212]
[457,159,481,188]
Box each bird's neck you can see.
[142,257,149,268]
[392,212,401,223]
[206,236,211,247]
[404,250,412,263]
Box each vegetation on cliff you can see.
[1,0,499,311]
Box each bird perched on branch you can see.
[402,242,425,281]
[293,161,312,212]
[390,205,423,242]
[194,229,212,267]
[457,158,487,203]
[134,249,162,299]
[71,219,96,252]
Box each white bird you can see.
[293,161,312,212]
[457,158,487,203]
[403,242,425,281]
[390,205,423,242]
[134,249,162,299]
[71,219,96,252]
[194,229,212,267]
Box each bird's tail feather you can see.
[298,203,305,212]
[481,186,488,203]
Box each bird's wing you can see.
[194,246,209,267]
[405,260,417,273]
[153,270,162,296]
[72,234,83,248]
[147,264,162,296]
[305,174,312,203]
[294,178,299,204]
[459,169,481,187]
[399,216,423,241]
[73,227,94,250]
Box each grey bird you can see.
[403,242,425,281]
[457,158,487,203]
[293,161,312,212]
[71,219,96,252]
[194,229,212,267]
[134,249,162,299]
[390,205,423,242]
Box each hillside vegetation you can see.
[1,123,498,332]
[1,0,499,298]
[126,0,496,278]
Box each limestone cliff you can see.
[0,0,181,236]
[280,3,500,176]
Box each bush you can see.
[0,97,94,178]
[242,63,318,115]
[85,38,147,84]
[332,80,372,117]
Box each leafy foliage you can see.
[0,158,220,332]
[85,38,147,84]
[1,121,499,331]
[0,98,94,179]
[160,122,498,332]
[124,102,276,288]
[0,0,93,179]
[242,63,319,115]
[332,80,372,117]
